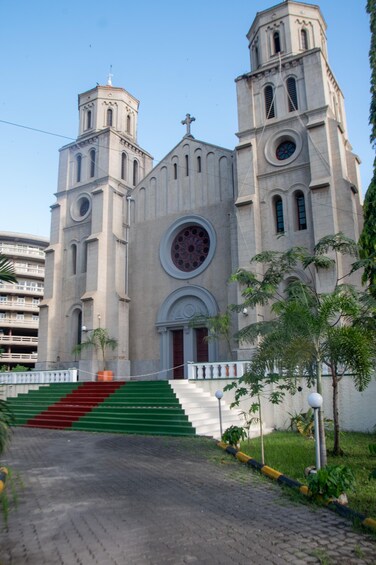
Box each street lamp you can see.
[308,392,323,471]
[215,390,223,439]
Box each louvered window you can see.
[275,197,284,233]
[287,78,298,112]
[264,85,275,119]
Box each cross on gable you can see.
[181,113,196,137]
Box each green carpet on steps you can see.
[8,381,195,436]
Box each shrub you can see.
[307,465,355,501]
[222,425,247,447]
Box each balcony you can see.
[0,243,45,260]
[0,318,39,329]
[0,352,38,362]
[0,301,40,313]
[0,335,38,346]
[14,266,45,278]
[0,283,44,295]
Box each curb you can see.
[0,467,8,495]
[217,441,376,534]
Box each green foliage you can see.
[221,425,247,447]
[358,2,376,295]
[370,444,376,481]
[0,397,14,456]
[230,233,376,459]
[307,465,356,501]
[189,311,233,359]
[289,409,314,437]
[358,164,376,296]
[239,431,376,517]
[11,365,30,373]
[367,0,376,147]
[0,254,17,284]
[73,328,118,371]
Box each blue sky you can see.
[0,0,373,238]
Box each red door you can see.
[172,330,184,379]
[196,328,209,362]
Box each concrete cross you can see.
[181,113,196,137]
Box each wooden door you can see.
[172,329,184,379]
[196,327,208,362]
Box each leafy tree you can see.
[227,234,376,464]
[189,311,234,360]
[358,0,376,297]
[0,255,17,284]
[72,328,118,372]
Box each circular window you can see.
[171,226,210,272]
[70,193,92,222]
[160,216,216,280]
[276,140,296,160]
[265,129,302,167]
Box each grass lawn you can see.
[238,430,376,519]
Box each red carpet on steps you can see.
[24,381,125,429]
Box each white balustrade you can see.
[188,361,247,380]
[0,369,78,384]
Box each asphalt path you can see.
[0,428,375,564]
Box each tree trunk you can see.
[316,361,328,467]
[332,371,341,455]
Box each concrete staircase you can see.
[170,380,245,440]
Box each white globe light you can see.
[215,390,223,400]
[308,392,323,409]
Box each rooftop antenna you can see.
[107,65,113,86]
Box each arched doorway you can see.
[156,286,219,379]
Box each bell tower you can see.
[37,82,153,377]
[234,0,363,358]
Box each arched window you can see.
[273,31,281,54]
[173,163,178,180]
[89,149,96,178]
[107,108,113,127]
[274,197,284,233]
[121,152,127,180]
[185,155,189,176]
[295,192,307,230]
[72,308,82,350]
[264,85,275,119]
[127,115,131,133]
[71,243,77,275]
[255,45,260,68]
[197,156,202,173]
[301,29,308,50]
[287,77,298,112]
[133,160,138,186]
[86,110,92,130]
[76,155,82,183]
[82,242,88,273]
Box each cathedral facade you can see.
[36,1,363,379]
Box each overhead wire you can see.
[0,111,364,225]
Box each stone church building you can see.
[36,0,363,379]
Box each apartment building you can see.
[0,232,49,370]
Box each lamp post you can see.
[215,390,223,439]
[308,392,323,470]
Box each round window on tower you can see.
[265,129,302,167]
[276,140,296,160]
[70,193,92,222]
[160,216,216,280]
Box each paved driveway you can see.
[0,428,375,565]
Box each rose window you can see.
[171,226,210,272]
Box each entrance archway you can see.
[156,286,219,379]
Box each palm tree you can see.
[0,254,17,284]
[0,254,16,455]
[230,234,375,464]
[73,328,118,372]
